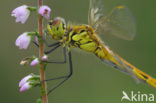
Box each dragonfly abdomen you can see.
[65,25,156,88]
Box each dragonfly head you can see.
[47,17,66,40]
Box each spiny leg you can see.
[35,47,67,88]
[32,39,61,54]
[33,41,39,47]
[32,34,60,48]
[44,47,67,64]
[33,40,66,81]
[33,32,73,94]
[44,47,67,82]
[34,30,61,48]
[47,51,73,95]
[44,47,68,82]
[42,36,60,47]
[45,41,60,47]
[45,44,61,54]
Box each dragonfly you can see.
[41,0,156,95]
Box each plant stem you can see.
[38,0,48,103]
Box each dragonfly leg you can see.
[32,33,60,48]
[32,38,61,54]
[33,40,60,49]
[32,41,39,47]
[44,44,61,54]
[46,51,73,95]
[43,47,67,82]
[42,36,60,47]
[44,47,66,64]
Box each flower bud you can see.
[20,58,31,65]
[38,5,51,19]
[20,60,28,65]
[19,74,40,92]
[20,82,32,92]
[19,74,32,87]
[42,55,48,61]
[30,58,39,66]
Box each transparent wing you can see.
[96,6,136,40]
[88,0,104,28]
[88,0,136,40]
[113,54,141,84]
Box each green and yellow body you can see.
[47,22,156,88]
[63,24,156,88]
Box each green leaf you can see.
[27,6,37,12]
[43,63,48,71]
[36,98,43,103]
[40,85,46,95]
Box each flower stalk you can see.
[12,0,51,102]
[38,0,48,103]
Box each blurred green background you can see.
[1,0,156,103]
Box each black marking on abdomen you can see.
[141,74,148,79]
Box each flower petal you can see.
[15,32,31,50]
[38,5,51,19]
[42,55,48,61]
[30,58,39,66]
[19,75,32,87]
[20,82,31,92]
[11,5,30,24]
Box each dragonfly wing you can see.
[95,6,136,40]
[88,0,104,28]
[113,54,141,84]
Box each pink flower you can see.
[15,32,31,50]
[11,5,30,24]
[19,75,32,87]
[20,82,32,92]
[42,55,48,61]
[38,5,51,19]
[19,74,40,92]
[30,58,39,66]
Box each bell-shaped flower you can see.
[19,74,40,92]
[15,32,31,50]
[38,5,51,19]
[11,5,30,24]
[20,82,32,92]
[30,58,39,66]
[19,74,32,87]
